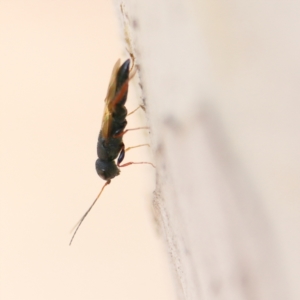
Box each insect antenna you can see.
[69,180,111,245]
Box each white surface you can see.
[117,0,300,299]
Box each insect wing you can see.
[101,59,121,138]
[104,59,121,103]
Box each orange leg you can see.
[113,127,149,138]
[118,161,155,168]
[127,105,145,117]
[125,143,150,152]
[117,143,155,168]
[128,52,136,73]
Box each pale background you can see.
[0,1,174,299]
[116,1,300,299]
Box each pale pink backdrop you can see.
[0,1,174,299]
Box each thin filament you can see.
[69,180,111,245]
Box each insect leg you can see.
[127,105,145,117]
[113,127,149,138]
[128,52,135,73]
[117,143,125,165]
[117,143,154,168]
[118,161,155,168]
[125,144,150,152]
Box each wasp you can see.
[70,58,154,245]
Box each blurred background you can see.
[0,1,174,299]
